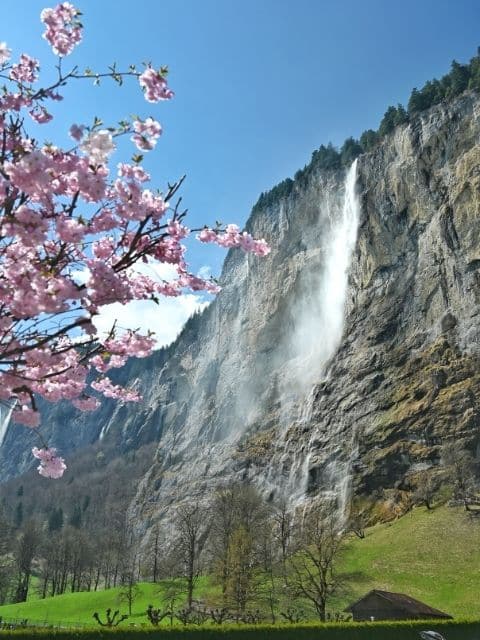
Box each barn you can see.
[345,590,453,622]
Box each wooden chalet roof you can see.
[345,590,453,619]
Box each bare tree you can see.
[13,520,41,603]
[150,524,161,583]
[208,485,237,603]
[173,502,205,610]
[273,499,293,581]
[287,505,343,622]
[93,608,128,627]
[118,571,140,616]
[209,484,271,615]
[258,522,278,623]
[0,506,13,604]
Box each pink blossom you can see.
[167,219,189,240]
[69,123,85,141]
[131,134,155,151]
[41,3,83,57]
[12,406,40,428]
[178,270,221,294]
[139,67,174,103]
[89,353,127,373]
[92,236,115,259]
[56,216,86,242]
[72,396,100,411]
[198,228,218,243]
[117,163,150,183]
[80,130,115,164]
[9,54,40,84]
[197,226,271,256]
[103,331,155,358]
[91,378,141,402]
[29,106,53,124]
[32,447,67,478]
[131,117,162,151]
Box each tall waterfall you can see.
[279,160,360,401]
[0,402,14,448]
[270,160,360,507]
[320,159,360,364]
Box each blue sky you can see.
[3,0,479,344]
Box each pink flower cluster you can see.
[32,447,67,479]
[9,54,40,84]
[104,331,156,358]
[139,68,174,103]
[80,130,116,164]
[29,106,53,124]
[131,117,162,151]
[198,224,271,257]
[91,378,140,402]
[41,2,83,56]
[12,406,41,428]
[69,123,85,141]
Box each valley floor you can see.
[0,504,478,627]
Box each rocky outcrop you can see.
[1,92,479,533]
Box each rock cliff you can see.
[1,92,479,531]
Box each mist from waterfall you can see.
[270,160,360,506]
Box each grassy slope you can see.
[333,504,480,618]
[0,505,478,625]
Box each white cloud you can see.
[91,260,210,348]
[73,260,211,348]
[92,294,209,348]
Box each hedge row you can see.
[1,620,479,640]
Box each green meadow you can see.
[0,505,478,628]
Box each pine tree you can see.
[448,60,469,96]
[48,507,64,532]
[393,104,409,126]
[407,88,427,115]
[69,504,82,528]
[359,129,379,152]
[340,137,363,167]
[378,106,398,136]
[14,502,23,528]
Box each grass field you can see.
[0,504,478,627]
[332,503,480,618]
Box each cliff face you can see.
[1,92,479,530]
[132,91,480,531]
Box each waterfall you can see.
[0,402,14,448]
[297,159,360,509]
[268,160,360,508]
[280,160,360,401]
[320,158,360,363]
